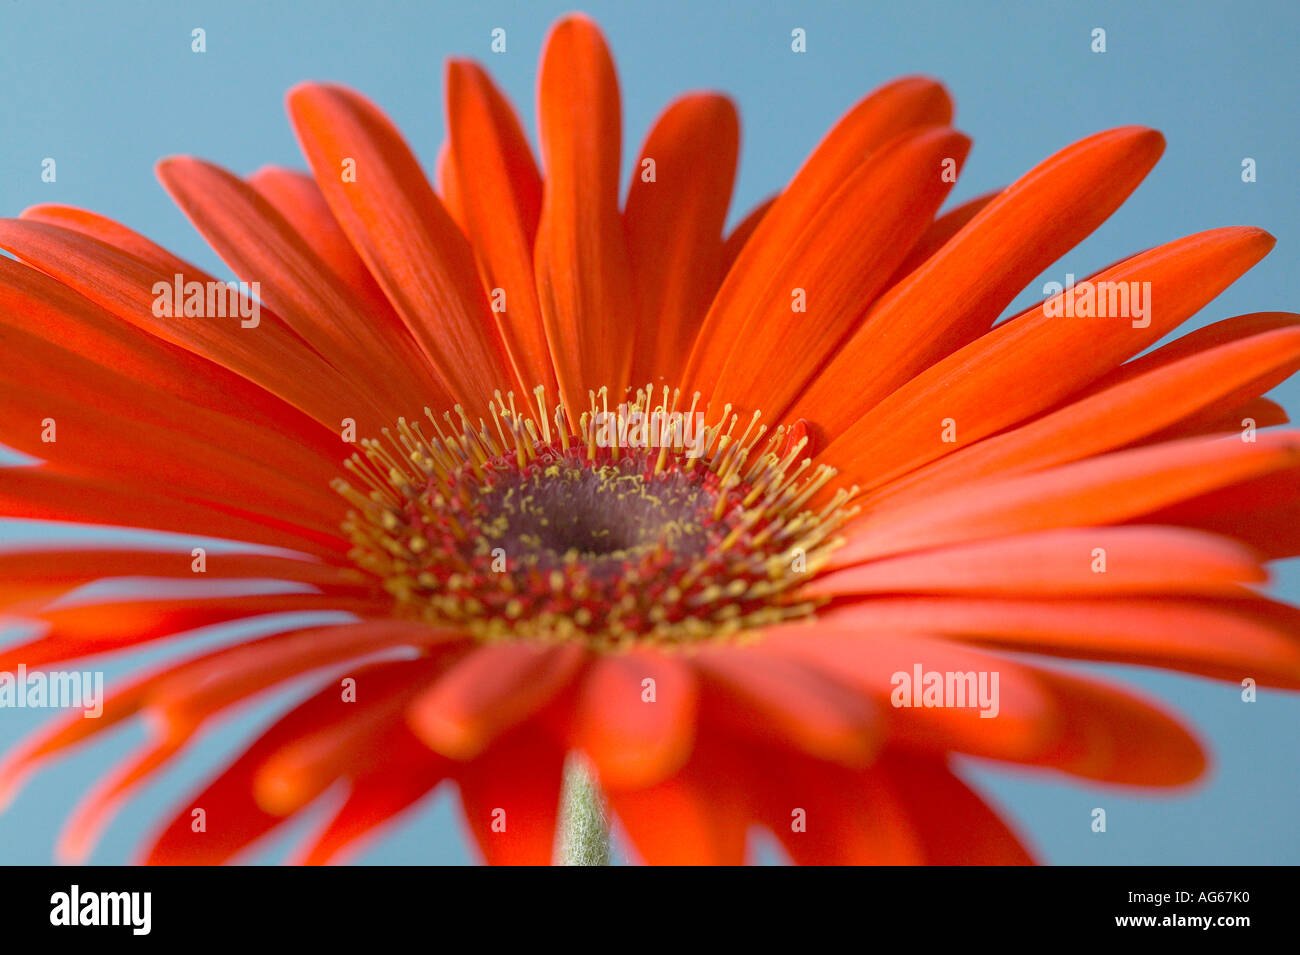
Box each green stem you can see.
[557,761,611,865]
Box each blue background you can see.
[1,0,1298,864]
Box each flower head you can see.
[2,13,1299,865]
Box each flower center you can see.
[335,386,856,649]
[477,457,714,571]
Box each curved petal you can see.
[879,750,1034,864]
[607,727,752,865]
[571,650,697,790]
[683,75,954,390]
[445,60,556,395]
[286,82,520,414]
[709,127,972,420]
[0,230,341,461]
[435,140,467,232]
[792,126,1167,435]
[455,721,567,865]
[49,624,458,861]
[694,647,880,766]
[1149,464,1300,558]
[884,189,1000,286]
[865,322,1300,508]
[825,227,1276,487]
[252,659,443,816]
[719,195,776,277]
[138,670,392,865]
[810,525,1266,597]
[0,550,363,615]
[533,14,635,419]
[0,468,348,559]
[247,166,399,324]
[293,734,448,865]
[818,594,1300,687]
[624,93,739,386]
[0,323,343,525]
[0,593,391,669]
[767,619,1205,785]
[156,157,443,417]
[0,218,376,433]
[833,430,1300,565]
[407,642,587,759]
[745,744,922,864]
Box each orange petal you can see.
[1141,394,1290,443]
[820,594,1300,687]
[884,189,1001,286]
[0,323,343,525]
[0,549,358,591]
[694,646,880,766]
[58,740,184,864]
[1095,310,1300,388]
[793,127,1167,434]
[684,75,953,390]
[247,165,416,352]
[286,82,519,414]
[0,593,391,670]
[0,674,160,814]
[607,727,751,865]
[0,229,340,458]
[1149,464,1300,558]
[435,140,468,233]
[157,156,444,416]
[866,322,1300,508]
[879,750,1034,864]
[62,626,457,861]
[0,218,375,432]
[445,60,556,396]
[1030,668,1206,785]
[533,15,635,419]
[293,732,448,865]
[139,674,378,864]
[719,195,776,277]
[773,617,1205,785]
[812,525,1266,596]
[407,642,587,759]
[253,658,441,816]
[1184,396,1288,435]
[455,722,567,865]
[835,430,1300,564]
[826,227,1276,487]
[0,621,384,805]
[624,93,739,385]
[571,650,697,790]
[711,127,972,420]
[760,626,1057,764]
[746,744,923,864]
[149,622,462,728]
[0,467,347,559]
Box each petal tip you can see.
[153,155,202,186]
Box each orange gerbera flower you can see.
[2,13,1299,866]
